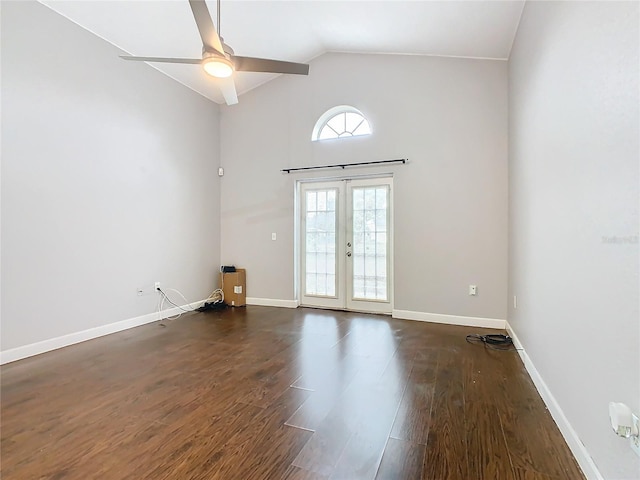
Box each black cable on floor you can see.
[466,333,514,350]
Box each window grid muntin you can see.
[319,112,371,140]
[312,106,372,142]
[304,189,337,297]
[352,186,389,301]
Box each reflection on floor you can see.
[1,306,584,479]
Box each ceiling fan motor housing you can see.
[202,46,231,61]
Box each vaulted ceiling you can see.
[40,0,525,104]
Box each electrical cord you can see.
[465,333,514,351]
[157,288,185,321]
[156,286,225,322]
[204,288,224,304]
[159,288,196,312]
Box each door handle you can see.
[347,252,352,257]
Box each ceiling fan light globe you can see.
[202,57,234,78]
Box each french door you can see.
[299,177,393,314]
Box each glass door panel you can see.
[346,179,392,313]
[304,189,337,297]
[300,183,345,310]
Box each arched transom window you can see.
[312,105,372,141]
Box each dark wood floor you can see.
[1,306,584,479]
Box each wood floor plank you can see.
[283,465,331,479]
[421,349,469,480]
[291,406,354,476]
[465,348,516,480]
[466,403,515,479]
[389,352,437,445]
[287,335,408,479]
[329,349,411,479]
[285,354,368,431]
[328,392,402,480]
[375,438,426,480]
[184,388,313,480]
[290,346,353,391]
[497,370,585,479]
[1,308,585,480]
[294,344,410,479]
[512,467,565,479]
[212,424,313,480]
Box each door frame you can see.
[294,174,394,314]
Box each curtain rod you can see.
[281,158,408,173]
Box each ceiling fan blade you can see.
[218,77,238,105]
[120,55,201,64]
[232,56,309,75]
[188,0,225,55]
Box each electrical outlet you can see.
[513,295,518,309]
[155,282,161,291]
[469,285,477,296]
[272,232,277,241]
[631,414,640,457]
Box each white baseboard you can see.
[246,297,299,308]
[392,309,506,329]
[0,300,205,365]
[505,322,603,480]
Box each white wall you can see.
[220,52,508,321]
[1,1,221,352]
[509,2,639,478]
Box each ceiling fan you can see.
[120,0,310,105]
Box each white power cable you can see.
[204,288,224,304]
[156,286,225,322]
[162,288,197,312]
[157,289,184,320]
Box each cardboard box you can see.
[220,269,246,307]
